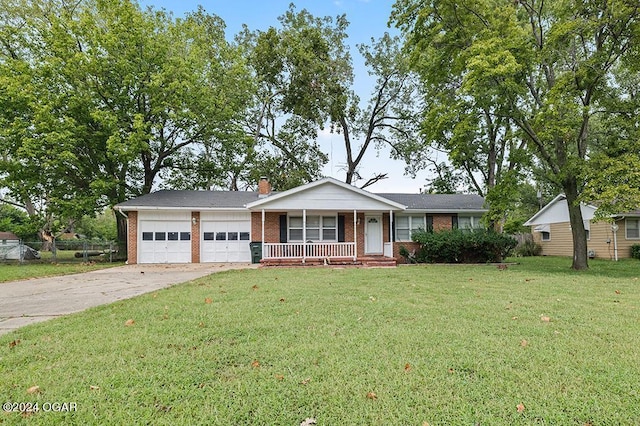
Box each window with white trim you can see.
[626,218,640,239]
[541,231,551,241]
[458,216,483,231]
[289,215,338,242]
[395,215,425,242]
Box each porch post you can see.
[302,209,306,264]
[389,210,393,243]
[261,209,265,257]
[353,209,357,262]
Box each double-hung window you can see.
[395,215,425,242]
[289,215,338,241]
[626,219,640,239]
[458,216,483,231]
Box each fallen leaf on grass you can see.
[615,290,621,294]
[124,319,135,326]
[279,298,286,302]
[541,315,551,322]
[89,385,100,391]
[251,360,260,368]
[517,403,525,413]
[205,297,213,304]
[198,322,205,328]
[9,339,20,348]
[27,385,40,394]
[366,392,378,400]
[300,418,317,426]
[275,374,284,381]
[300,378,311,385]
[252,285,259,290]
[404,363,412,372]
[520,339,528,347]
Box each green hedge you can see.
[631,244,640,260]
[412,229,518,263]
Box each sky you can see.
[138,0,433,193]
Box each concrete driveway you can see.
[0,263,258,336]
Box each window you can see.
[458,216,483,231]
[203,232,215,241]
[395,215,425,242]
[626,219,640,239]
[239,232,250,241]
[541,231,551,241]
[180,232,191,241]
[228,232,238,241]
[215,232,227,241]
[167,232,179,241]
[155,232,166,241]
[322,216,336,240]
[288,215,338,241]
[142,232,153,241]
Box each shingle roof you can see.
[0,231,19,240]
[115,190,261,209]
[115,189,486,212]
[376,193,487,211]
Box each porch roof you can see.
[246,177,407,211]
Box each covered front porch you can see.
[258,210,396,266]
[245,178,406,267]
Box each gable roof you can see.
[377,193,487,212]
[245,177,407,211]
[115,190,259,211]
[524,194,598,226]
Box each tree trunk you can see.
[564,179,588,270]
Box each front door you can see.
[365,215,383,254]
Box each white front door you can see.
[365,215,383,254]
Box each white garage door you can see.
[201,212,251,263]
[139,213,191,264]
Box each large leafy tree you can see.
[392,0,640,269]
[0,0,246,246]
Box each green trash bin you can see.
[250,242,262,264]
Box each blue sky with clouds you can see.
[138,0,431,192]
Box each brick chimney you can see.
[258,176,272,198]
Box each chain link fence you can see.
[0,240,121,264]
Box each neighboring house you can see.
[524,194,639,260]
[114,177,487,265]
[0,232,19,245]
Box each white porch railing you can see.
[263,242,355,259]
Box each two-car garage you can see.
[137,211,251,264]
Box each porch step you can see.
[260,256,396,268]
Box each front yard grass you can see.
[0,260,123,283]
[1,257,639,425]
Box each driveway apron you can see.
[0,263,257,336]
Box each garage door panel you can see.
[139,220,191,264]
[201,219,250,263]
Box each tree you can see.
[231,4,352,191]
[0,0,246,248]
[334,33,422,189]
[392,0,640,269]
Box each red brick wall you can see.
[433,214,453,231]
[252,212,286,242]
[127,211,138,264]
[191,212,200,263]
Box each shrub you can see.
[412,229,518,263]
[514,240,542,257]
[631,244,640,260]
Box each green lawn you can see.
[1,257,639,425]
[0,261,123,283]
